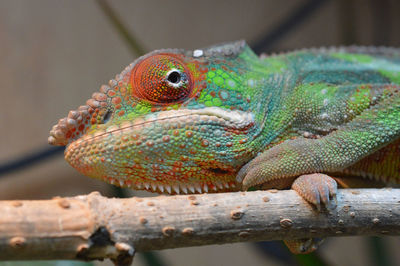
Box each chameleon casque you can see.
[49,41,400,253]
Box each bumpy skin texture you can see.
[49,41,400,197]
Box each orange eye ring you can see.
[130,54,193,105]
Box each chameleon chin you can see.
[49,40,400,253]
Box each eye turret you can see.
[130,54,193,104]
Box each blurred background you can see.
[0,0,400,265]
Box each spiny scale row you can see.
[105,176,237,194]
[48,105,95,146]
[48,60,136,146]
[260,45,400,59]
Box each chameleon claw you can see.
[236,161,251,184]
[284,238,324,254]
[292,173,338,211]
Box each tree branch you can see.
[0,189,399,264]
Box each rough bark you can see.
[0,189,399,265]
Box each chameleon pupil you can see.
[167,71,181,84]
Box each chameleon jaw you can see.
[64,107,255,194]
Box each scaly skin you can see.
[49,41,400,253]
[49,40,400,193]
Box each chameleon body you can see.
[49,40,400,191]
[49,41,400,250]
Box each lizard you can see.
[48,40,400,253]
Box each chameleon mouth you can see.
[67,107,255,146]
[145,107,254,126]
[107,176,238,194]
[63,106,254,194]
[49,104,254,147]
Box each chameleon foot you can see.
[292,173,337,211]
[284,238,324,254]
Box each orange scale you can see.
[172,167,182,173]
[167,170,176,177]
[201,139,209,147]
[112,97,122,104]
[173,161,183,167]
[185,131,193,138]
[200,67,208,73]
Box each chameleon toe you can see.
[284,238,325,254]
[292,173,338,211]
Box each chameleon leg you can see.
[287,174,336,254]
[236,85,399,254]
[291,173,337,211]
[283,238,324,254]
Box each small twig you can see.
[0,189,399,264]
[95,0,146,56]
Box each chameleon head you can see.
[48,41,262,194]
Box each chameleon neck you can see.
[240,51,297,154]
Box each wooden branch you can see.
[0,189,399,265]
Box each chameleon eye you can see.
[130,54,193,104]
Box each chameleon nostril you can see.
[103,110,112,123]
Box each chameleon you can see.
[48,40,400,253]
